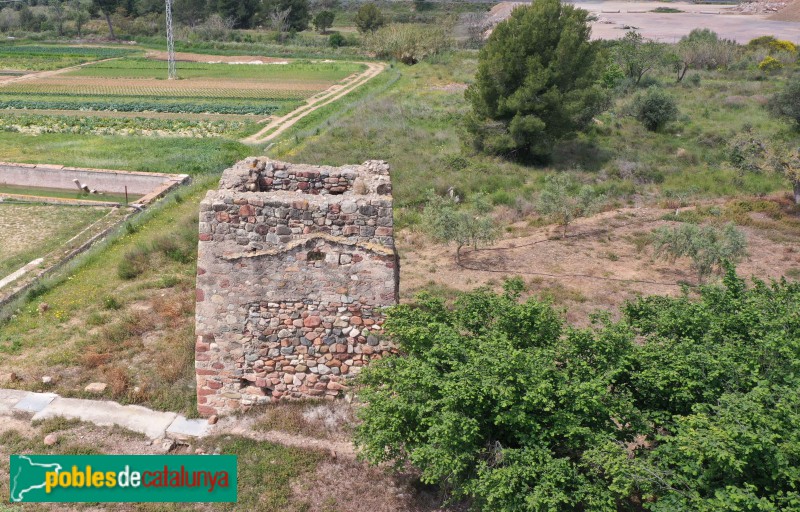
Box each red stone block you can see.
[196,289,205,302]
[207,380,223,390]
[197,405,217,417]
[199,233,212,241]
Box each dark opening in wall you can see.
[307,250,326,261]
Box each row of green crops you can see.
[66,58,364,81]
[0,45,138,58]
[0,113,256,138]
[0,96,295,115]
[0,84,316,100]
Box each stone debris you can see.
[41,376,52,384]
[43,433,58,446]
[84,382,107,394]
[195,158,399,416]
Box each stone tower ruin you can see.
[195,158,398,416]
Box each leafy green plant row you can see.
[1,86,312,101]
[0,98,294,115]
[0,113,254,138]
[0,45,138,59]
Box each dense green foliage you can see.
[313,10,335,33]
[465,0,607,161]
[633,87,679,132]
[356,269,800,510]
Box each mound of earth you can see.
[769,0,800,20]
[144,50,289,64]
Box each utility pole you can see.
[165,0,177,79]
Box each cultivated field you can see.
[0,45,367,139]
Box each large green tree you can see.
[355,268,800,509]
[465,0,607,162]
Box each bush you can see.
[652,222,747,282]
[758,55,783,73]
[770,78,800,128]
[328,31,345,47]
[117,246,149,280]
[365,24,451,65]
[633,86,678,131]
[538,173,604,236]
[313,10,334,33]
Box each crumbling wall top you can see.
[217,158,391,198]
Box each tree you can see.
[268,7,290,38]
[48,0,66,36]
[94,0,121,38]
[173,0,208,27]
[215,0,259,28]
[70,0,91,36]
[262,0,310,31]
[355,268,800,510]
[464,0,607,162]
[652,222,747,282]
[313,9,333,33]
[537,173,603,236]
[672,29,738,83]
[633,86,678,131]
[614,30,664,85]
[422,193,497,264]
[354,3,384,34]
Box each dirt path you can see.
[242,61,386,146]
[0,57,120,87]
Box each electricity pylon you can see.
[165,0,177,79]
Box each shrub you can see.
[652,222,747,282]
[538,173,604,236]
[328,31,345,47]
[365,24,451,65]
[770,78,800,128]
[633,86,678,131]
[758,55,783,73]
[117,246,149,280]
[614,31,665,85]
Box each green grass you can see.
[0,204,109,278]
[0,181,213,414]
[0,133,250,175]
[270,52,792,215]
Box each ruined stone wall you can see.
[195,158,398,416]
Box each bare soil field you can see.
[489,1,800,42]
[145,50,290,64]
[399,200,800,325]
